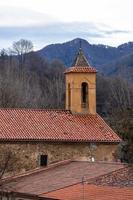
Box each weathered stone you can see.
[0,142,118,173]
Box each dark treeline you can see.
[0,39,65,109]
[96,75,133,163]
[0,39,133,163]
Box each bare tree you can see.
[12,39,33,56]
[39,60,65,108]
[0,150,12,179]
[0,147,20,200]
[12,39,33,75]
[108,76,131,113]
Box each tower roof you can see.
[72,48,90,67]
[65,48,97,74]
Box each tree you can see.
[108,76,131,113]
[0,147,22,200]
[0,149,15,179]
[12,39,33,56]
[0,46,42,108]
[96,74,110,115]
[39,60,65,108]
[118,108,133,163]
[12,39,33,73]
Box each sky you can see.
[0,0,133,50]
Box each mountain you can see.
[37,38,133,82]
[101,53,133,82]
[37,38,116,67]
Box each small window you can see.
[39,154,48,167]
[81,82,88,108]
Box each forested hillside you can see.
[38,38,133,83]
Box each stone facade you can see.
[0,142,118,172]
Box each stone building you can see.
[0,48,121,171]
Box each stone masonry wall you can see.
[0,142,118,173]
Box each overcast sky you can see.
[0,0,133,50]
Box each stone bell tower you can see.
[65,48,97,114]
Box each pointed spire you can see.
[72,47,90,67]
[65,40,96,74]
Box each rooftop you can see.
[0,109,120,142]
[89,165,133,187]
[72,48,90,67]
[44,164,133,199]
[65,66,96,73]
[65,48,97,74]
[2,160,125,195]
[44,183,133,200]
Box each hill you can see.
[37,38,118,67]
[37,38,133,82]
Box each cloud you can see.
[103,30,132,35]
[0,22,132,50]
[0,5,55,27]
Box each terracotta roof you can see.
[64,66,97,73]
[65,47,97,74]
[0,109,120,142]
[44,183,133,200]
[2,161,125,195]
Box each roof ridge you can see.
[0,108,70,112]
[64,66,97,74]
[73,160,126,165]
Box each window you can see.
[39,154,48,167]
[68,83,71,109]
[81,82,88,108]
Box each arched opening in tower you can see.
[81,82,88,108]
[68,83,71,109]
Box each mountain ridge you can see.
[37,38,133,82]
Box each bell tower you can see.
[65,48,97,114]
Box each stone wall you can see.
[0,142,118,173]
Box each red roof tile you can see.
[0,109,120,142]
[2,161,125,195]
[44,183,133,200]
[65,48,97,74]
[65,66,97,73]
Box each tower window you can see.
[68,83,71,109]
[81,82,88,108]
